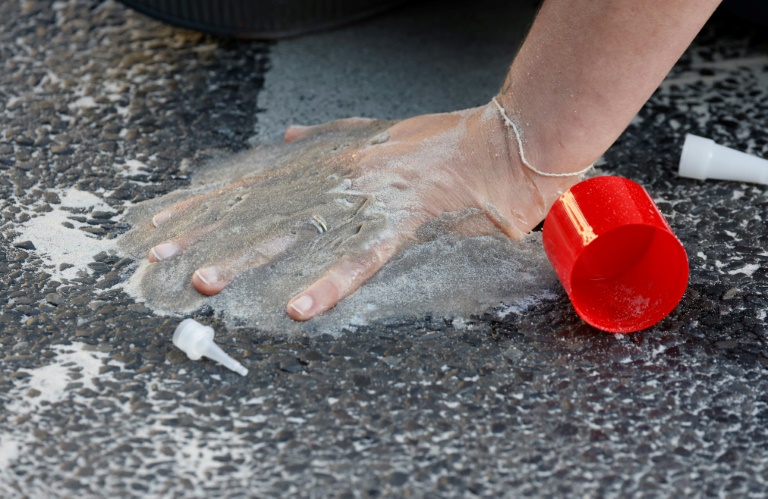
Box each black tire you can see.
[117,0,411,39]
[721,0,768,26]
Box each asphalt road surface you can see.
[1,0,768,496]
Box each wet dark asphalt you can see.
[1,1,768,496]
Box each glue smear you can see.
[117,129,561,336]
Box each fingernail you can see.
[284,125,309,142]
[150,241,178,261]
[195,268,220,286]
[151,212,171,228]
[369,132,390,145]
[289,295,314,316]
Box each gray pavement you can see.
[2,0,768,497]
[254,0,536,137]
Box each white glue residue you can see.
[13,188,117,279]
[728,263,760,277]
[0,341,281,496]
[5,342,110,415]
[0,435,21,470]
[68,95,97,109]
[56,188,112,210]
[117,159,149,177]
[496,289,559,318]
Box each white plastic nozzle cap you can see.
[173,319,249,377]
[679,133,768,184]
[679,134,714,180]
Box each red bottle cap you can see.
[542,176,689,333]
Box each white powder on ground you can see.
[2,342,262,495]
[728,263,760,276]
[0,435,21,470]
[121,230,559,336]
[5,342,110,415]
[12,188,118,280]
[68,95,97,110]
[117,159,149,177]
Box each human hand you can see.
[143,103,580,321]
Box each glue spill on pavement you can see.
[116,158,150,178]
[12,188,117,280]
[0,341,287,497]
[117,132,562,336]
[728,263,760,276]
[5,342,109,415]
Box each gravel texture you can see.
[1,0,768,497]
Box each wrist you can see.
[461,102,582,236]
[491,96,594,179]
[494,91,604,177]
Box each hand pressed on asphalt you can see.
[145,102,581,321]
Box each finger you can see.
[286,234,406,321]
[192,234,298,296]
[150,191,221,228]
[284,117,378,143]
[146,220,225,262]
[150,174,273,228]
[284,125,312,143]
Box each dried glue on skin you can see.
[173,319,249,376]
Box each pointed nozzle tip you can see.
[173,319,249,376]
[202,342,250,377]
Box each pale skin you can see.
[146,0,722,321]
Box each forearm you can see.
[498,0,721,174]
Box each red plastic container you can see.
[542,176,689,333]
